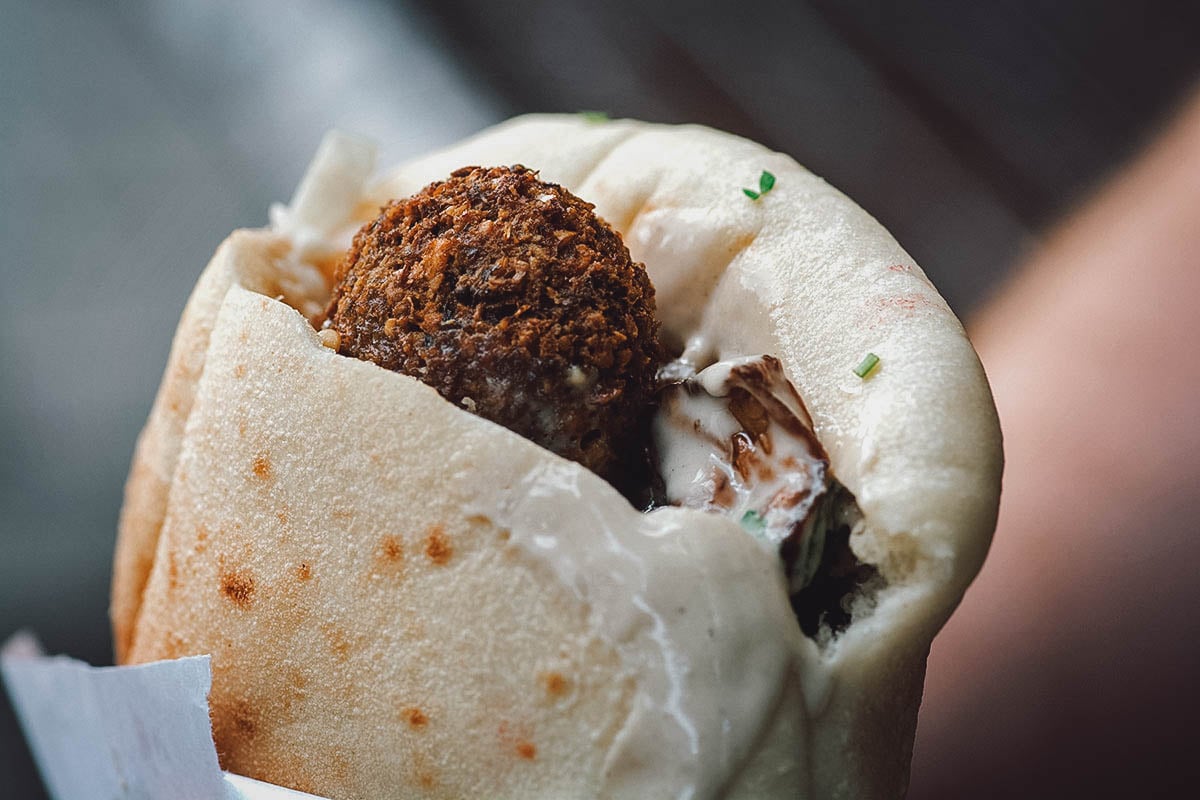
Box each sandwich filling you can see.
[656,353,876,634]
[313,162,876,640]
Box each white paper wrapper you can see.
[1,633,330,800]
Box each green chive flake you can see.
[853,352,881,378]
[744,170,776,201]
[579,110,609,123]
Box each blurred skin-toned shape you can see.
[912,90,1200,797]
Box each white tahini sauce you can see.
[470,461,803,800]
[655,355,834,590]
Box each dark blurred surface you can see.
[418,0,1200,311]
[1,0,1196,797]
[422,0,1029,313]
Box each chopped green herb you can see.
[740,509,766,532]
[743,170,777,201]
[853,352,881,378]
[579,110,609,123]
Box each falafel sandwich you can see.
[112,115,1003,799]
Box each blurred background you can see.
[2,1,1197,797]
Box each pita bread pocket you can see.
[112,116,1002,799]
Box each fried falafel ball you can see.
[324,165,662,488]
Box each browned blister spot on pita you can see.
[423,526,453,565]
[169,359,190,385]
[166,550,179,593]
[541,671,568,697]
[289,668,309,691]
[194,523,209,554]
[497,719,537,760]
[276,506,289,526]
[251,453,273,480]
[220,568,256,610]
[295,562,312,581]
[370,535,405,580]
[233,363,246,379]
[407,750,440,791]
[225,698,260,740]
[276,668,310,720]
[160,631,187,660]
[330,635,351,662]
[402,706,429,728]
[321,623,354,663]
[380,535,404,562]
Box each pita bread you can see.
[112,116,1002,799]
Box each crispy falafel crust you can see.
[325,166,661,484]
